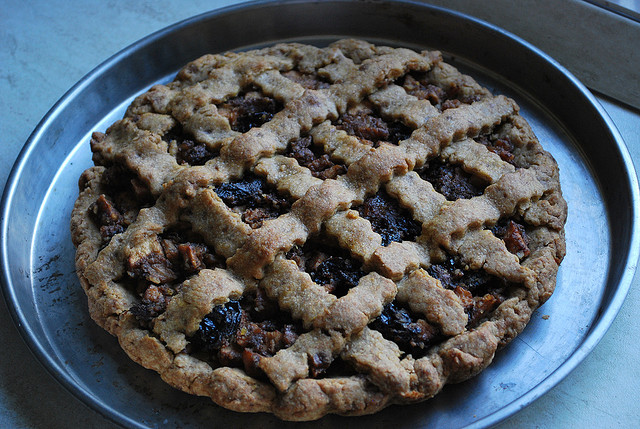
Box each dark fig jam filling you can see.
[160,230,225,274]
[215,174,291,229]
[126,230,223,284]
[177,139,216,166]
[356,190,421,246]
[89,194,128,241]
[287,238,365,297]
[419,161,486,201]
[100,164,154,202]
[217,91,282,133]
[492,219,530,259]
[318,356,359,379]
[428,258,507,328]
[89,166,154,242]
[128,228,224,326]
[282,70,330,90]
[475,134,517,165]
[188,289,304,379]
[400,73,481,111]
[334,110,413,146]
[130,284,175,326]
[163,123,217,166]
[286,135,347,180]
[369,302,442,358]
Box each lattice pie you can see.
[71,39,567,420]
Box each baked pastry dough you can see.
[71,39,566,420]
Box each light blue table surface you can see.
[1,1,639,427]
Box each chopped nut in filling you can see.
[163,124,217,165]
[130,284,175,325]
[89,194,127,241]
[88,166,155,242]
[401,73,482,110]
[127,229,224,326]
[335,110,412,146]
[492,219,530,259]
[189,289,303,378]
[176,139,216,165]
[428,258,507,327]
[286,135,347,180]
[476,134,516,165]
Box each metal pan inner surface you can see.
[1,1,637,428]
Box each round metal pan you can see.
[1,1,638,428]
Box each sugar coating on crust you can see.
[71,39,567,421]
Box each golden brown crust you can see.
[71,39,566,420]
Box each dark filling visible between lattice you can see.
[100,164,154,202]
[129,284,175,327]
[89,166,154,242]
[492,219,530,259]
[218,91,282,133]
[476,135,517,166]
[163,123,217,166]
[215,174,291,229]
[334,111,412,146]
[287,238,365,297]
[369,302,442,358]
[128,227,224,326]
[188,289,305,379]
[420,161,486,201]
[428,258,507,328]
[356,190,421,246]
[400,73,481,111]
[286,135,347,180]
[89,194,128,241]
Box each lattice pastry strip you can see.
[71,39,567,421]
[210,92,336,179]
[321,200,428,281]
[395,269,468,336]
[385,171,447,224]
[368,84,440,128]
[252,69,308,103]
[254,155,323,199]
[401,95,518,168]
[89,122,184,196]
[181,188,252,258]
[316,96,527,281]
[259,267,396,391]
[425,169,545,247]
[341,327,411,395]
[328,38,396,63]
[327,49,434,113]
[426,61,493,102]
[324,210,383,262]
[310,120,374,165]
[440,138,516,183]
[154,268,247,353]
[182,107,240,149]
[368,241,430,281]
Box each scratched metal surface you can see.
[1,1,638,428]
